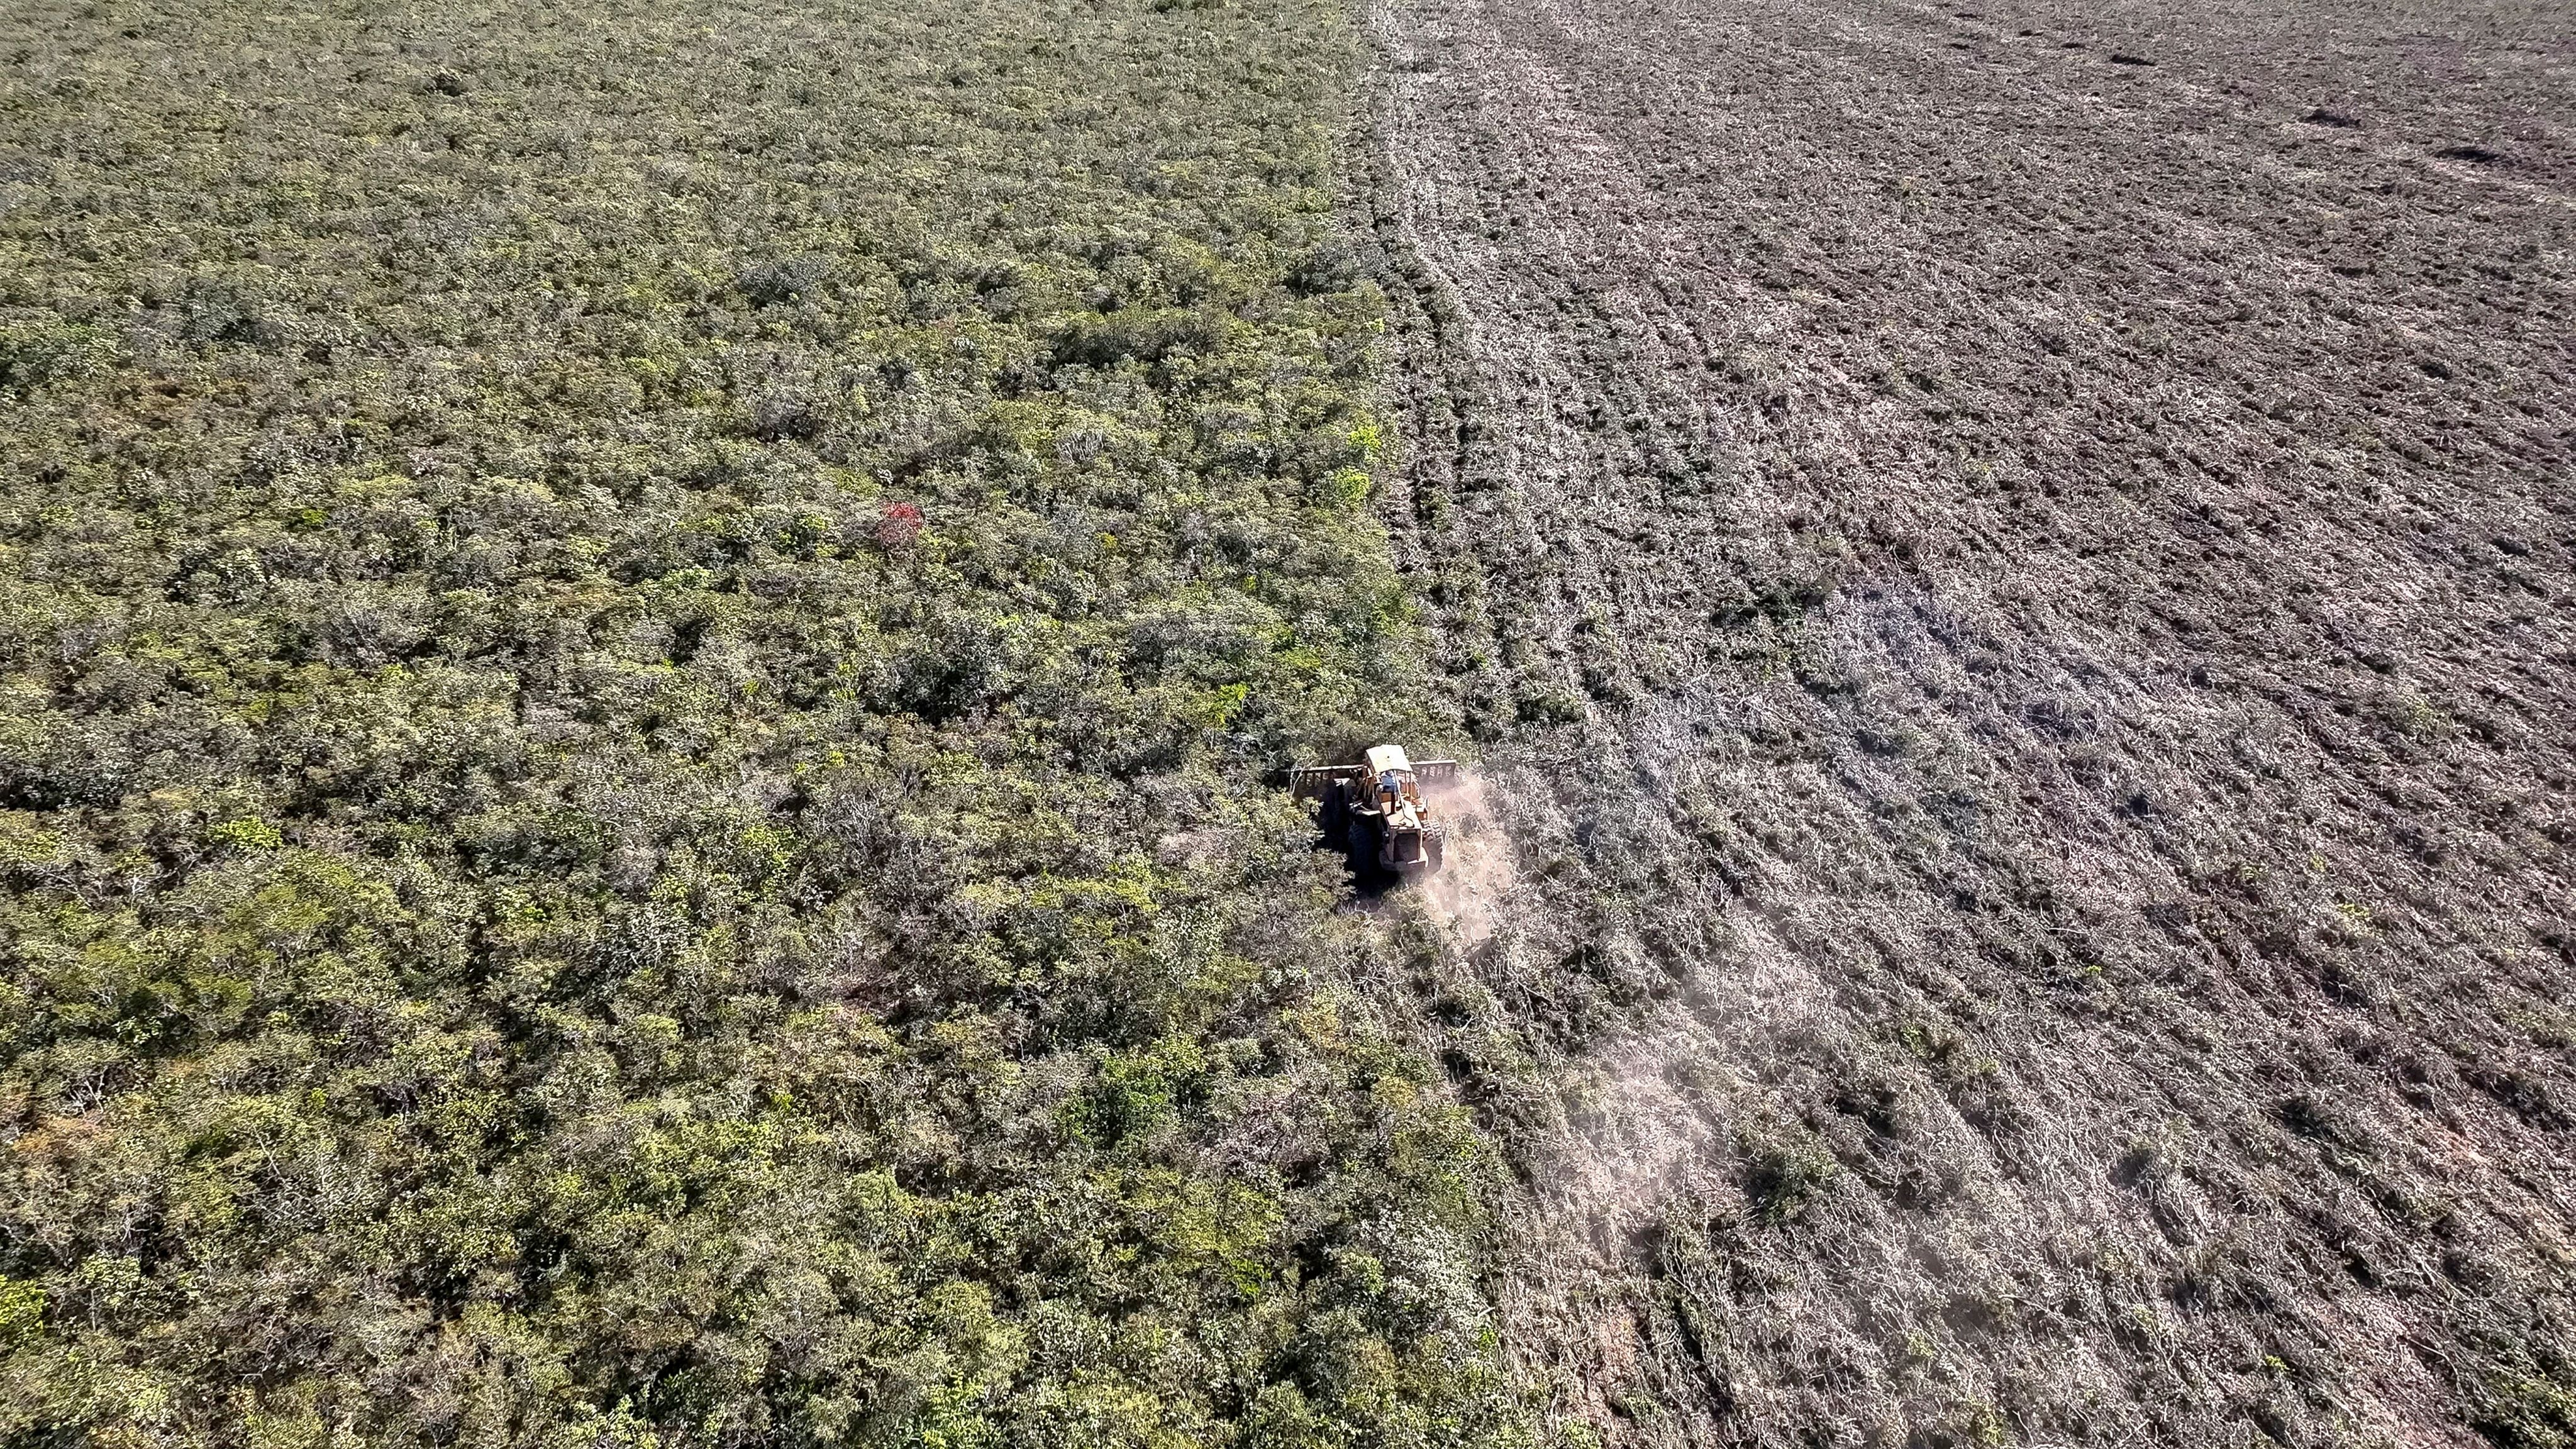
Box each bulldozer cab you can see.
[1365,745,1417,812]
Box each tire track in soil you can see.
[1355,0,2576,1443]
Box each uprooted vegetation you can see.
[1360,0,2576,1443]
[0,0,1527,1442]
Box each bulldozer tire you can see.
[1348,817,1384,884]
[1319,781,1347,836]
[1424,833,1445,872]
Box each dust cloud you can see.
[1419,767,1514,948]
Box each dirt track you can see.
[1357,0,2576,1443]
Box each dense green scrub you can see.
[0,1,1518,1443]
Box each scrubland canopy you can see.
[0,1,1518,1443]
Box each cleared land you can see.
[1358,0,2576,1444]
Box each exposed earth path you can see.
[1357,0,2576,1443]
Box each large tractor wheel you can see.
[1319,780,1348,838]
[1347,816,1385,886]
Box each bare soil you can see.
[1353,0,2576,1443]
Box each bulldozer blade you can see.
[1289,764,1362,801]
[1413,759,1463,785]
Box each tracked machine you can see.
[1291,745,1459,879]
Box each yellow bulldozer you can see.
[1291,744,1459,879]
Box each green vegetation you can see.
[0,0,1520,1442]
